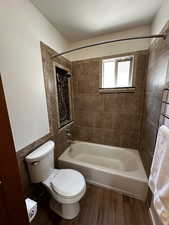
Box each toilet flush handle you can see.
[31,161,40,166]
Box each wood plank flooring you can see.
[32,184,152,225]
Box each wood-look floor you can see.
[32,185,152,225]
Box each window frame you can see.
[53,62,74,130]
[101,55,135,93]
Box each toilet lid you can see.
[51,169,86,197]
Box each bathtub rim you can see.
[58,140,148,183]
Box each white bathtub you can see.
[58,141,148,201]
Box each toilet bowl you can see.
[43,169,86,219]
[25,141,86,219]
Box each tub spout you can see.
[65,128,73,147]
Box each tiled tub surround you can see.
[58,141,148,201]
[72,50,148,149]
[140,22,169,176]
[40,42,72,156]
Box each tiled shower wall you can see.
[140,22,169,175]
[72,51,148,149]
[40,42,72,158]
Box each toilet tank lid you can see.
[25,141,55,162]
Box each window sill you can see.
[58,120,74,132]
[99,87,136,94]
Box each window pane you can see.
[117,61,131,87]
[102,61,115,88]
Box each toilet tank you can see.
[25,141,55,183]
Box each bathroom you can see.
[1,0,169,225]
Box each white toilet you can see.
[25,140,86,220]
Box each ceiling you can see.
[31,0,163,42]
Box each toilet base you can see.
[49,198,80,220]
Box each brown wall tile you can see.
[72,51,148,149]
[140,22,169,176]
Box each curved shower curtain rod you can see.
[51,34,166,58]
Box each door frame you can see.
[0,75,29,225]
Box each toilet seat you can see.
[51,169,86,198]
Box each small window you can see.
[53,62,73,129]
[102,56,134,89]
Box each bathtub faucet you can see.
[65,128,73,146]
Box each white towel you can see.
[149,125,169,225]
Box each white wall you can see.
[68,25,150,61]
[151,0,169,34]
[0,0,69,151]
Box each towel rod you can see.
[51,34,166,58]
[162,101,169,105]
[162,113,169,120]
